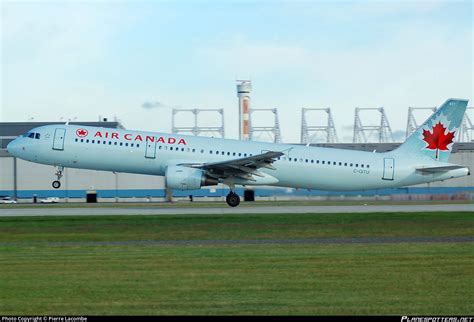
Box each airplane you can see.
[6,98,470,207]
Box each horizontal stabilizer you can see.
[416,165,467,173]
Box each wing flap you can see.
[177,151,283,183]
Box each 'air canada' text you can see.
[91,131,187,145]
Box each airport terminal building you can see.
[1,121,473,202]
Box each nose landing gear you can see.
[52,166,64,189]
[52,181,61,189]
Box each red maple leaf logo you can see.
[76,129,88,137]
[422,122,455,159]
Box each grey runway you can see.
[0,203,473,216]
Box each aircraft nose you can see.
[6,139,20,157]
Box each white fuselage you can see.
[6,124,469,191]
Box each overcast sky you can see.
[1,0,473,143]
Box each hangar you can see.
[1,122,473,202]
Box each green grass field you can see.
[0,212,473,315]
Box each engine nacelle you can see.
[165,166,218,190]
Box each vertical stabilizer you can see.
[394,99,468,162]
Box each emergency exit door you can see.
[382,158,394,180]
[52,128,66,151]
[145,140,157,158]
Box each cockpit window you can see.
[24,132,40,139]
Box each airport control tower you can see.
[236,80,252,140]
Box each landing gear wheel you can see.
[52,180,61,189]
[52,166,64,190]
[226,192,240,207]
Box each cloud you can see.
[141,101,167,109]
[392,130,407,143]
[2,1,471,143]
[195,37,311,76]
[2,3,126,68]
[195,16,471,142]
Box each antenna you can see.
[171,108,225,138]
[249,108,282,143]
[458,107,473,142]
[300,108,338,144]
[406,107,437,138]
[353,107,394,143]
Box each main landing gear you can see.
[224,183,240,207]
[226,191,240,207]
[52,166,64,189]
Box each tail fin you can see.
[394,98,468,162]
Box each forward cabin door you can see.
[382,157,395,180]
[52,128,66,151]
[145,140,157,159]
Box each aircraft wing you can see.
[415,165,468,173]
[177,151,284,181]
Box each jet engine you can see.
[165,166,218,190]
